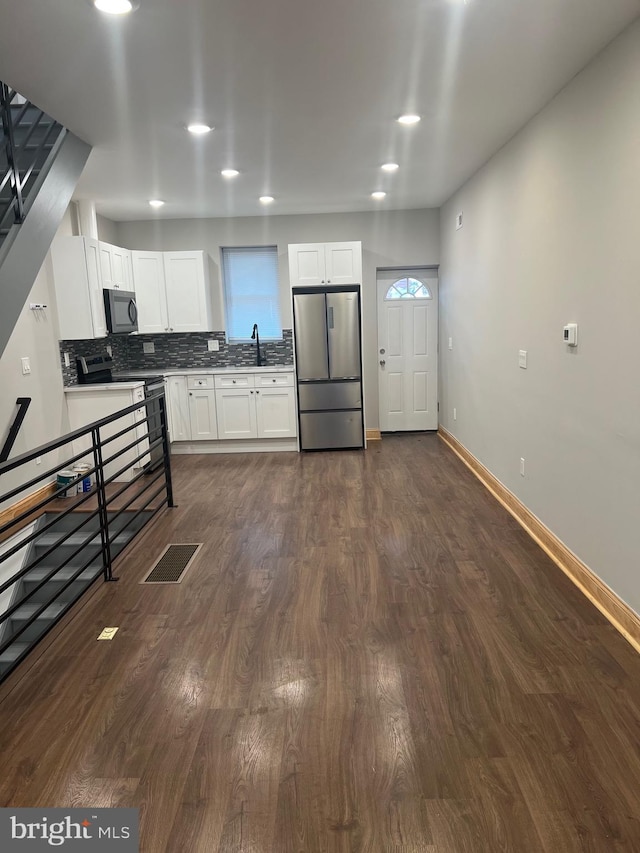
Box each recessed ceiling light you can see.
[259,196,274,205]
[381,163,399,172]
[221,169,239,178]
[93,0,135,14]
[187,123,213,135]
[148,199,165,208]
[397,114,421,125]
[371,191,387,200]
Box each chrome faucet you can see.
[251,323,264,366]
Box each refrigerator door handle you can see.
[328,306,334,329]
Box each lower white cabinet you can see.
[255,386,297,438]
[188,388,218,439]
[215,387,258,439]
[215,373,296,440]
[165,371,297,445]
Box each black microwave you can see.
[103,289,138,334]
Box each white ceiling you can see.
[1,0,638,221]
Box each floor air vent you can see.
[141,544,202,584]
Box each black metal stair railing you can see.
[0,82,65,248]
[0,397,31,464]
[0,390,175,683]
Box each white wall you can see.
[439,21,640,614]
[116,208,440,427]
[0,210,73,507]
[96,214,118,245]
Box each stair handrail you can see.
[0,397,31,464]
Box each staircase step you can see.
[23,565,102,585]
[22,565,102,604]
[7,602,67,643]
[0,642,30,676]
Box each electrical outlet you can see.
[35,456,42,465]
[520,458,525,477]
[21,356,31,375]
[448,337,453,350]
[106,345,113,357]
[207,339,219,352]
[63,352,70,367]
[453,407,457,421]
[143,342,155,354]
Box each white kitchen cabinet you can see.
[288,242,362,287]
[166,375,190,441]
[99,242,132,290]
[164,251,212,332]
[131,251,168,334]
[64,383,149,481]
[214,372,296,440]
[255,385,296,438]
[132,249,212,333]
[187,375,218,440]
[215,388,258,439]
[51,236,107,340]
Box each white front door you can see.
[377,268,438,432]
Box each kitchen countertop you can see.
[64,381,145,393]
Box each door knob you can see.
[380,359,386,366]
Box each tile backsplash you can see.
[60,330,293,385]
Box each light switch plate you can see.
[456,211,463,230]
[143,342,155,354]
[63,352,70,367]
[207,339,219,352]
[518,350,528,369]
[448,337,453,350]
[21,356,31,375]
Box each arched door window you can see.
[384,277,431,300]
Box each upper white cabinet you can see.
[51,236,107,340]
[164,252,211,333]
[99,242,133,290]
[131,251,168,334]
[132,250,212,334]
[288,241,362,287]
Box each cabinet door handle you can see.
[256,390,260,394]
[250,390,254,394]
[327,279,331,283]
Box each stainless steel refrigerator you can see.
[293,285,364,450]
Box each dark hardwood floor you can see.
[1,433,639,851]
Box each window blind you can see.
[222,246,282,341]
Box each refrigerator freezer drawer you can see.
[299,411,363,450]
[297,381,361,412]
